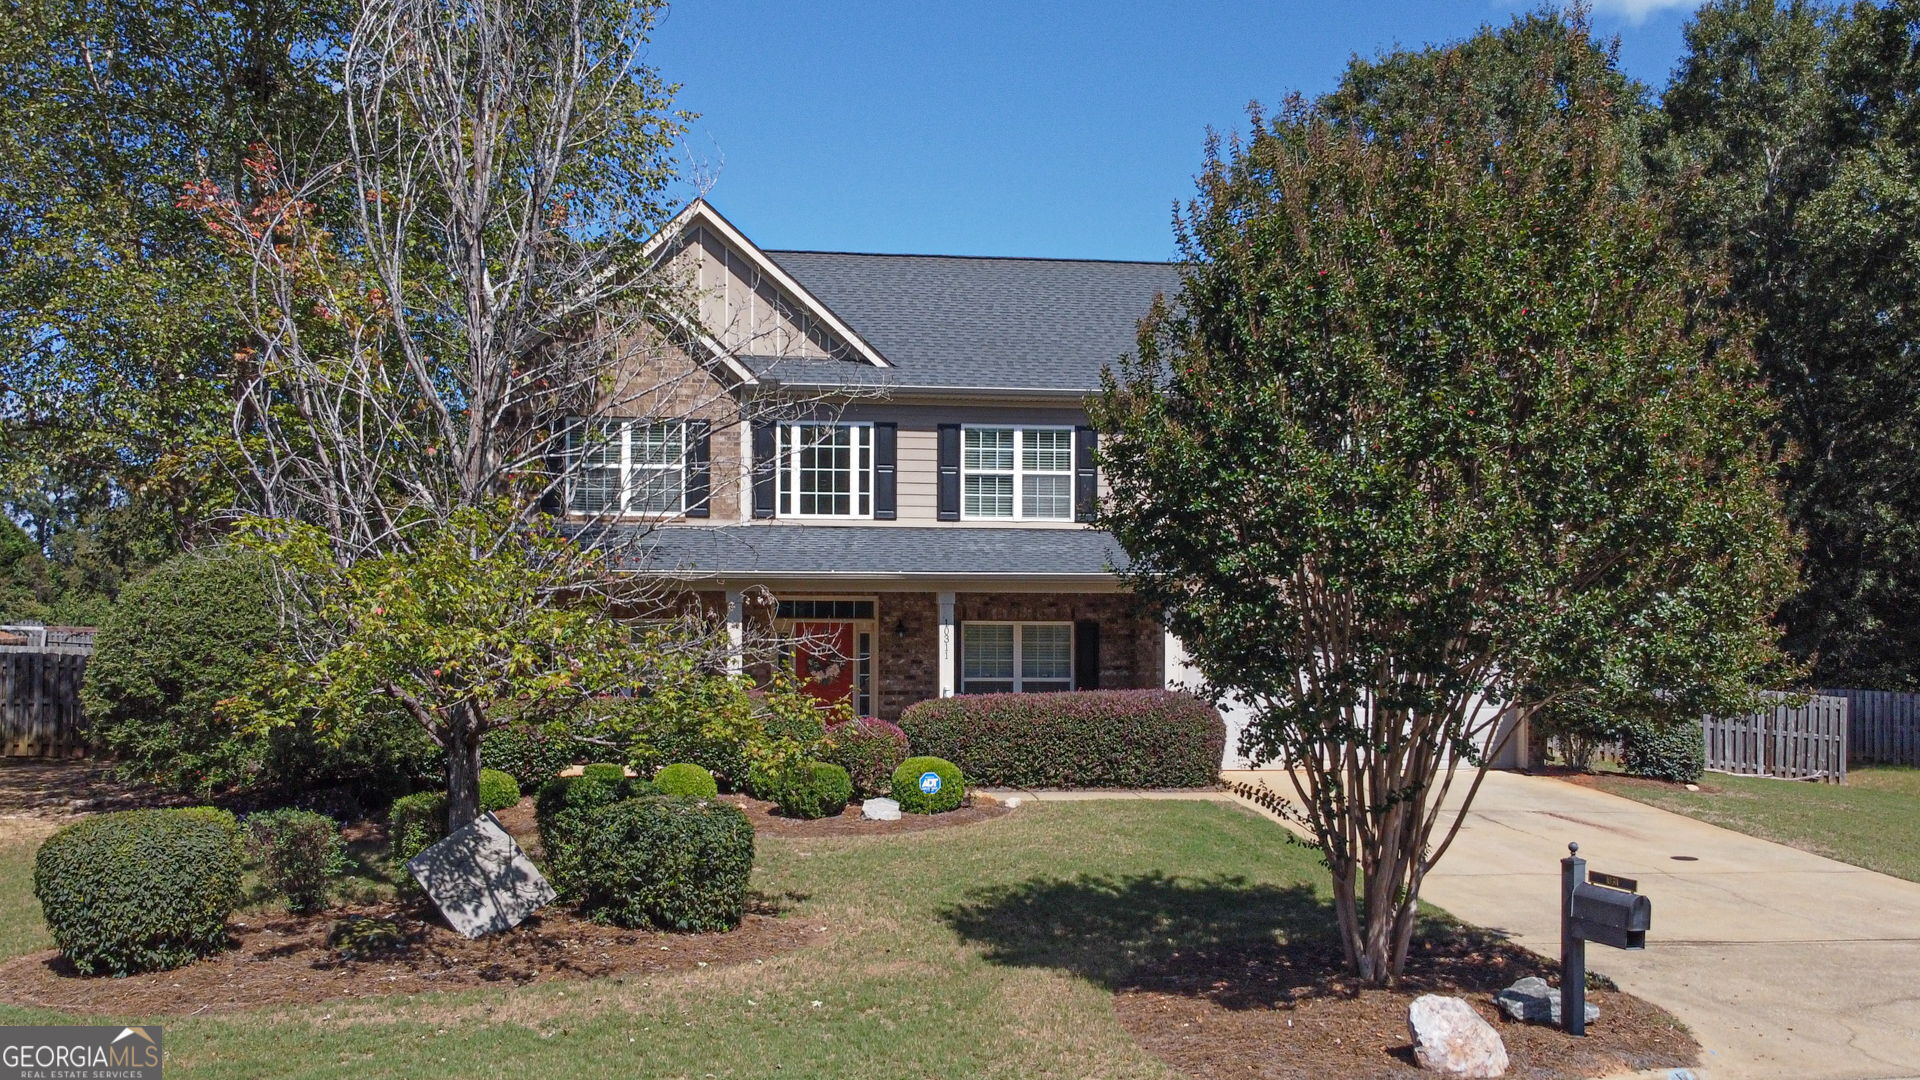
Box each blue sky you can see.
[644,1,1700,261]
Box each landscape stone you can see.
[862,797,902,821]
[406,811,555,939]
[1494,976,1600,1026]
[1407,994,1508,1077]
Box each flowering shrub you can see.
[819,716,910,798]
[898,689,1224,789]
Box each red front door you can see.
[791,621,856,708]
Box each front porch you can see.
[703,586,1167,721]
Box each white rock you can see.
[1004,796,1023,809]
[861,797,902,821]
[1408,994,1508,1077]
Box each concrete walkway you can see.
[1214,769,1920,1080]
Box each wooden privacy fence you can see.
[0,643,91,758]
[1701,693,1848,783]
[1822,688,1920,766]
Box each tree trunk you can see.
[444,703,482,832]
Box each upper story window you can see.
[566,418,686,515]
[778,422,873,519]
[961,621,1074,693]
[962,426,1074,520]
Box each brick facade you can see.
[865,591,1162,720]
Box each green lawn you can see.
[0,801,1343,1080]
[1589,766,1920,882]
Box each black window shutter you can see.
[684,419,711,518]
[1073,427,1098,522]
[937,423,961,521]
[873,422,898,520]
[751,421,776,519]
[1074,619,1100,690]
[544,417,576,515]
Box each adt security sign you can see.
[918,771,942,795]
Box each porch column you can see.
[724,588,745,675]
[936,591,957,697]
[1162,629,1192,691]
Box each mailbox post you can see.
[1560,842,1652,1037]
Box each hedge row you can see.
[898,689,1224,789]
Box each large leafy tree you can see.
[0,0,349,606]
[182,0,801,827]
[1093,14,1796,985]
[1656,0,1920,688]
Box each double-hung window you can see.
[961,426,1074,520]
[961,622,1074,694]
[778,422,873,518]
[566,418,686,515]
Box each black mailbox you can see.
[1569,881,1651,950]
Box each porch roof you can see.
[602,524,1130,580]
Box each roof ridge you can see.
[764,248,1176,267]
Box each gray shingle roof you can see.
[762,251,1182,392]
[606,525,1129,578]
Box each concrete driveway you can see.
[1224,769,1920,1080]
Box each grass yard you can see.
[0,800,1332,1080]
[1586,766,1920,882]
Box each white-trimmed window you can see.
[961,426,1074,520]
[778,422,873,518]
[566,418,686,515]
[961,622,1074,694]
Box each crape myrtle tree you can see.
[1092,14,1797,985]
[182,0,835,829]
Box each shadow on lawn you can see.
[945,871,1558,1013]
[940,871,1334,990]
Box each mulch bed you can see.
[719,792,1011,837]
[1115,934,1698,1080]
[0,905,822,1016]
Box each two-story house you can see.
[576,200,1209,731]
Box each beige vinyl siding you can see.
[895,426,939,520]
[833,402,1096,526]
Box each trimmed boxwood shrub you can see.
[1619,715,1705,784]
[767,760,853,820]
[820,716,910,798]
[892,756,965,814]
[388,791,448,864]
[898,689,1225,789]
[533,774,657,898]
[575,797,754,931]
[478,768,521,811]
[582,762,628,784]
[244,808,345,914]
[654,763,718,798]
[34,807,244,975]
